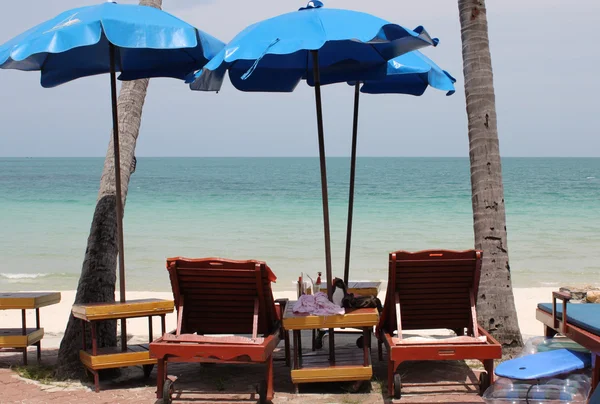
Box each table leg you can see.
[35,308,41,362]
[161,314,166,335]
[121,318,127,352]
[81,320,87,351]
[148,316,153,343]
[21,310,27,365]
[91,368,100,393]
[292,331,299,369]
[328,328,335,362]
[362,328,369,367]
[91,322,98,356]
[297,330,303,365]
[312,329,316,351]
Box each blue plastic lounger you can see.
[591,381,600,404]
[495,348,591,380]
[536,291,600,397]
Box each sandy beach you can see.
[0,287,557,349]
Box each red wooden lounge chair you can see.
[536,291,600,396]
[149,257,289,404]
[376,249,502,399]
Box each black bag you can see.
[333,278,382,313]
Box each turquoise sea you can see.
[0,157,598,292]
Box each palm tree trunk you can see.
[458,0,523,352]
[55,0,162,380]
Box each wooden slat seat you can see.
[149,257,288,403]
[376,249,502,398]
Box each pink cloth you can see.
[293,292,345,316]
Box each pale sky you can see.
[0,0,598,157]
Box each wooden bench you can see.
[72,298,173,392]
[0,292,61,365]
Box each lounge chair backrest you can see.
[166,257,278,336]
[381,249,482,334]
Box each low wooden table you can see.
[0,292,61,365]
[72,298,173,392]
[283,302,379,390]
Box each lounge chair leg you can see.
[156,359,165,399]
[387,360,395,397]
[266,354,274,400]
[544,325,558,338]
[284,330,291,367]
[483,359,495,384]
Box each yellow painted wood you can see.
[0,328,44,348]
[291,365,372,383]
[347,281,381,298]
[80,345,156,370]
[0,292,61,310]
[283,304,378,330]
[72,299,174,321]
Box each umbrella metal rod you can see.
[343,82,360,284]
[311,50,335,362]
[109,43,127,351]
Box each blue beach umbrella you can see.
[342,51,456,283]
[0,1,224,311]
[188,1,438,303]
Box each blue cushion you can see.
[538,303,600,336]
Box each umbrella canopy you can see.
[0,0,224,326]
[0,1,224,87]
[188,1,438,321]
[189,0,438,92]
[342,50,456,283]
[358,50,456,95]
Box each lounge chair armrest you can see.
[274,298,289,320]
[553,291,572,302]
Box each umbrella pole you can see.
[311,50,335,361]
[109,43,127,351]
[311,50,333,301]
[343,82,360,285]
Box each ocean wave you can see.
[0,272,71,280]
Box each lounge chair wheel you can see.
[257,380,268,404]
[142,364,154,378]
[478,372,490,396]
[393,373,402,399]
[162,379,174,404]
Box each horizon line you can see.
[1,156,599,159]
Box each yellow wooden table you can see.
[72,298,173,392]
[347,281,381,298]
[0,292,61,365]
[282,302,379,390]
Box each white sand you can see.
[0,287,557,349]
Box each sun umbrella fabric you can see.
[358,50,456,95]
[189,1,438,92]
[0,1,224,87]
